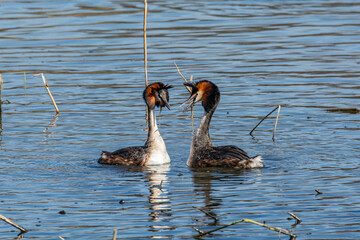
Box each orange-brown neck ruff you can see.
[196,80,220,113]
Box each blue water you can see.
[1,0,360,239]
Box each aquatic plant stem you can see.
[34,73,60,114]
[194,207,219,222]
[174,62,191,93]
[250,105,280,137]
[0,74,2,130]
[273,105,281,141]
[194,218,296,239]
[287,212,301,223]
[0,214,28,235]
[24,72,27,89]
[143,0,148,87]
[112,229,117,240]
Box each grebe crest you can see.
[98,82,172,166]
[181,80,263,169]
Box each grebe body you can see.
[181,80,263,169]
[98,82,172,166]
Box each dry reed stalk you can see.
[315,189,323,195]
[273,105,281,141]
[0,214,28,235]
[174,62,191,93]
[287,212,301,223]
[59,237,65,240]
[194,218,296,239]
[250,105,281,138]
[34,73,59,114]
[194,207,219,222]
[112,229,117,240]
[24,72,27,89]
[0,74,2,130]
[143,0,148,87]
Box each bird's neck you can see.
[144,107,170,166]
[146,107,160,143]
[192,107,215,149]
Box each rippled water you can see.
[1,0,360,239]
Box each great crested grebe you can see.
[98,82,172,166]
[180,80,263,168]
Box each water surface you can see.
[1,0,360,239]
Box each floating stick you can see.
[34,73,59,114]
[315,189,323,195]
[0,214,28,235]
[143,0,148,87]
[59,237,65,240]
[287,212,301,223]
[250,105,281,138]
[273,105,281,141]
[194,218,296,239]
[193,207,219,222]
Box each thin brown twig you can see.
[0,74,2,130]
[273,105,281,141]
[0,214,28,235]
[315,189,323,195]
[194,207,219,222]
[143,0,148,87]
[194,218,296,239]
[287,212,301,223]
[34,73,59,114]
[174,62,191,93]
[24,72,27,89]
[250,105,280,137]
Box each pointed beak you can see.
[162,97,171,110]
[179,93,197,111]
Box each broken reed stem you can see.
[143,0,148,87]
[174,62,191,93]
[273,105,281,141]
[0,214,28,235]
[0,74,2,130]
[250,105,280,137]
[112,229,117,240]
[287,212,301,223]
[194,218,296,239]
[34,73,59,114]
[24,72,27,89]
[315,189,323,195]
[194,207,219,222]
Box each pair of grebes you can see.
[98,80,263,169]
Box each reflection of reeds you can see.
[34,73,59,114]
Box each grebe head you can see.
[143,82,173,110]
[180,80,220,112]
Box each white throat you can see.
[145,109,170,165]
